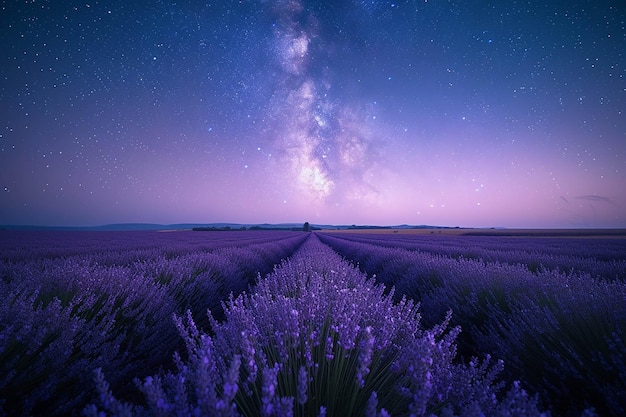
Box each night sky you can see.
[1,1,625,228]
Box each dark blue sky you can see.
[1,0,624,227]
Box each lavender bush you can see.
[0,230,307,415]
[320,233,626,280]
[87,235,547,416]
[317,232,626,416]
[0,262,177,416]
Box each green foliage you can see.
[234,312,406,417]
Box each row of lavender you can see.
[0,230,309,416]
[316,233,626,417]
[0,230,302,263]
[318,233,626,280]
[87,233,549,417]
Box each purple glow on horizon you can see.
[1,1,624,228]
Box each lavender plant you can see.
[1,230,308,415]
[317,232,626,416]
[319,233,626,280]
[87,235,546,416]
[473,283,626,417]
[0,264,177,416]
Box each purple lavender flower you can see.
[261,363,280,417]
[357,326,374,388]
[297,366,308,405]
[365,391,378,417]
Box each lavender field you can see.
[1,230,625,416]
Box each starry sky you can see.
[1,0,625,228]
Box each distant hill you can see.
[0,223,181,231]
[0,223,317,231]
[0,223,464,232]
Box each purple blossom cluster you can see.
[317,232,626,417]
[87,234,547,416]
[0,230,308,416]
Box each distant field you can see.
[320,228,626,238]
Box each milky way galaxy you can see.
[257,0,389,215]
[1,0,625,227]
